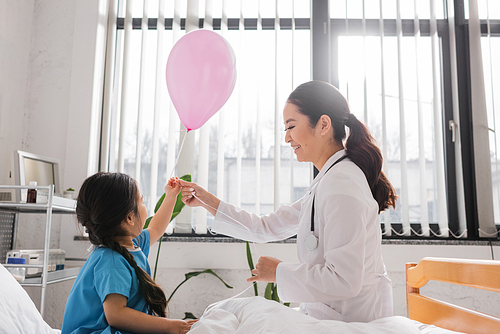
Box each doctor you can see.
[180,81,397,322]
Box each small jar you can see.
[27,181,37,203]
[7,258,26,281]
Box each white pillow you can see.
[0,264,60,334]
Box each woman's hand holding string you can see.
[179,180,220,216]
[247,256,282,283]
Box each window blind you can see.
[469,0,498,237]
[482,0,500,230]
[102,0,311,235]
[102,0,500,239]
[331,0,454,238]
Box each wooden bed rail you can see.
[406,257,500,334]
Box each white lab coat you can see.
[212,150,393,322]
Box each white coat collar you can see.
[307,149,347,192]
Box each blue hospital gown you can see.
[62,230,151,334]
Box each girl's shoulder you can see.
[86,246,132,271]
[133,229,150,248]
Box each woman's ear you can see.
[319,115,332,135]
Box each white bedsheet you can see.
[0,264,60,334]
[189,296,427,334]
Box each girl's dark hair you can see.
[287,81,397,213]
[76,172,167,317]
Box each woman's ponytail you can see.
[344,114,397,212]
[287,81,397,213]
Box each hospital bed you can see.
[0,263,60,333]
[406,257,500,334]
[1,257,499,333]
[190,257,500,334]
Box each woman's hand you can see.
[179,180,220,216]
[247,256,282,283]
[166,319,198,334]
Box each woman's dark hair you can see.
[76,172,167,317]
[287,81,397,212]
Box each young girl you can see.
[62,172,197,334]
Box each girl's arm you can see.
[147,177,181,245]
[103,293,196,334]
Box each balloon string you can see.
[202,282,257,316]
[171,127,261,259]
[169,129,188,179]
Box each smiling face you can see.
[283,102,344,170]
[283,102,320,164]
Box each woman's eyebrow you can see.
[284,118,296,125]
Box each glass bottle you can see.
[27,181,37,203]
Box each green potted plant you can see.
[144,174,233,319]
[63,187,77,200]
[143,174,192,279]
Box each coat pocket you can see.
[303,301,343,321]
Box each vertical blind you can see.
[469,0,500,236]
[101,0,311,235]
[330,0,460,238]
[484,0,500,229]
[100,0,499,238]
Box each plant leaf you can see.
[264,283,273,300]
[183,312,198,320]
[185,269,233,289]
[271,283,280,302]
[152,237,162,280]
[245,241,255,270]
[143,216,152,229]
[168,269,233,302]
[154,193,166,214]
[245,241,259,296]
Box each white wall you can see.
[0,0,106,329]
[0,0,34,175]
[1,0,500,331]
[0,0,102,191]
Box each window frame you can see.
[105,0,500,240]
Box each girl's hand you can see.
[167,319,198,334]
[247,256,282,283]
[103,294,198,334]
[165,177,181,199]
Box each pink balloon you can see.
[166,30,237,132]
